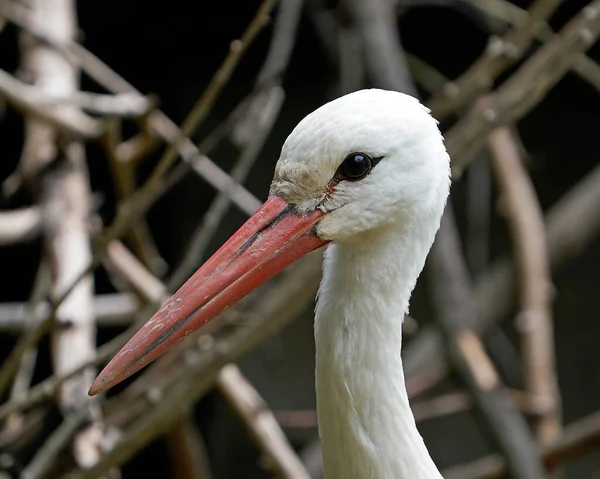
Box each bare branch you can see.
[169,86,284,288]
[0,68,102,138]
[0,68,152,117]
[20,403,93,479]
[1,0,262,216]
[104,120,167,276]
[428,209,546,479]
[166,415,214,479]
[405,161,600,394]
[0,207,42,245]
[467,0,600,94]
[75,91,154,117]
[104,241,168,304]
[347,0,418,95]
[0,306,152,422]
[446,0,600,175]
[428,0,561,119]
[5,262,49,433]
[73,251,324,477]
[15,0,106,468]
[466,156,492,274]
[143,0,279,190]
[444,409,600,479]
[0,293,137,333]
[217,365,311,479]
[488,126,561,444]
[103,240,310,478]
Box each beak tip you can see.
[89,365,118,396]
[88,377,106,396]
[88,383,100,397]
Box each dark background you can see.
[1,0,599,477]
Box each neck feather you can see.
[314,220,443,479]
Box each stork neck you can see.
[314,222,442,479]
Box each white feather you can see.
[270,89,450,478]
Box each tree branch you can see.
[0,293,137,333]
[72,250,323,477]
[217,364,311,479]
[0,207,42,245]
[405,160,600,397]
[100,240,310,479]
[444,409,600,479]
[168,86,284,288]
[428,209,546,479]
[466,0,600,94]
[0,68,102,138]
[446,0,600,175]
[428,0,562,119]
[15,0,105,469]
[488,126,561,445]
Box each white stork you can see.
[90,89,450,478]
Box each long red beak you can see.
[89,196,327,396]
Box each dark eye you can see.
[338,152,373,181]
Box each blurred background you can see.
[0,0,599,477]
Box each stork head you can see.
[89,89,450,396]
[271,88,450,242]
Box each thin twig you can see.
[0,68,103,138]
[428,208,546,479]
[255,0,303,85]
[0,0,274,401]
[467,0,600,93]
[0,207,42,245]
[0,293,137,333]
[17,0,104,468]
[488,126,561,445]
[70,252,324,477]
[0,304,155,422]
[102,241,310,479]
[169,86,284,288]
[1,0,262,215]
[347,0,418,94]
[446,0,600,176]
[143,0,278,188]
[5,261,49,433]
[443,409,600,479]
[166,414,214,479]
[405,161,600,394]
[229,0,302,144]
[169,0,301,287]
[103,120,167,276]
[466,155,492,274]
[217,365,311,479]
[104,240,168,304]
[20,403,93,479]
[428,0,561,119]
